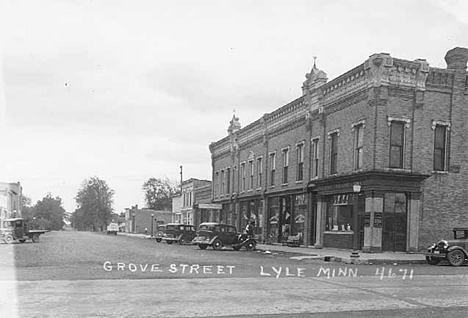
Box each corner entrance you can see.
[382,193,407,252]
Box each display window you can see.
[326,194,354,232]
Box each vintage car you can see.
[0,218,47,244]
[160,223,196,245]
[155,224,166,243]
[425,227,468,266]
[191,222,256,251]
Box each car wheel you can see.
[19,239,26,243]
[166,240,173,245]
[198,244,208,250]
[447,250,465,266]
[32,234,40,243]
[246,241,256,251]
[212,239,223,251]
[179,237,186,245]
[156,238,161,243]
[4,235,14,244]
[425,256,441,265]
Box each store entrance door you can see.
[382,193,407,252]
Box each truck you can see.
[0,218,47,244]
[106,222,119,235]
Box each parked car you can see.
[155,224,166,243]
[425,227,468,266]
[160,223,196,245]
[106,222,119,235]
[0,218,47,244]
[191,222,256,251]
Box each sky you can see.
[1,0,467,213]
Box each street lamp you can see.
[151,213,154,239]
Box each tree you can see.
[142,177,179,210]
[32,194,66,231]
[73,177,115,231]
[21,195,34,221]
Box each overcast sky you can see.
[1,0,467,213]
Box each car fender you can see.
[208,236,220,245]
[447,246,468,256]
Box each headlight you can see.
[436,240,448,249]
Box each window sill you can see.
[282,183,289,187]
[432,170,449,174]
[295,180,303,184]
[324,231,354,234]
[269,185,275,189]
[256,187,262,191]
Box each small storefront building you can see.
[310,171,429,253]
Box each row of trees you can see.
[69,176,179,232]
[21,194,67,231]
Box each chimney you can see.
[445,47,468,70]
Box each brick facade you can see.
[210,47,468,252]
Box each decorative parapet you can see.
[322,64,367,104]
[426,68,455,89]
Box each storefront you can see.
[239,198,264,241]
[309,171,429,253]
[266,192,307,245]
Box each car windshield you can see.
[2,221,14,229]
[199,224,216,231]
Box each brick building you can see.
[124,205,172,236]
[171,178,221,227]
[209,47,468,252]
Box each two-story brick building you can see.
[0,182,22,219]
[209,47,468,253]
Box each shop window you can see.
[293,194,306,242]
[326,194,354,232]
[214,172,219,197]
[269,153,276,186]
[434,124,449,171]
[257,158,262,188]
[282,148,289,184]
[389,121,404,168]
[296,143,304,181]
[268,197,280,243]
[311,138,319,178]
[330,133,338,175]
[354,124,364,170]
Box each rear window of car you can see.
[166,225,177,230]
[227,226,237,233]
[199,224,219,232]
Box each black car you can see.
[191,222,256,251]
[161,223,197,245]
[425,227,468,266]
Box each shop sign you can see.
[333,194,354,206]
[320,182,353,192]
[295,214,305,223]
[198,203,222,210]
[374,212,382,228]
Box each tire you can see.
[447,249,465,266]
[426,256,441,265]
[4,235,14,244]
[198,244,208,250]
[19,239,26,243]
[32,234,40,243]
[245,241,256,251]
[212,239,223,251]
[166,240,173,245]
[179,237,186,245]
[156,238,161,243]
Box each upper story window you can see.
[296,143,304,181]
[282,148,289,184]
[311,138,319,178]
[257,157,262,188]
[389,121,405,168]
[354,124,364,170]
[248,160,254,190]
[214,172,219,197]
[220,170,224,195]
[269,153,276,186]
[433,122,450,171]
[329,132,339,175]
[226,168,231,194]
[240,163,246,191]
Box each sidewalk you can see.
[256,243,427,265]
[120,232,427,265]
